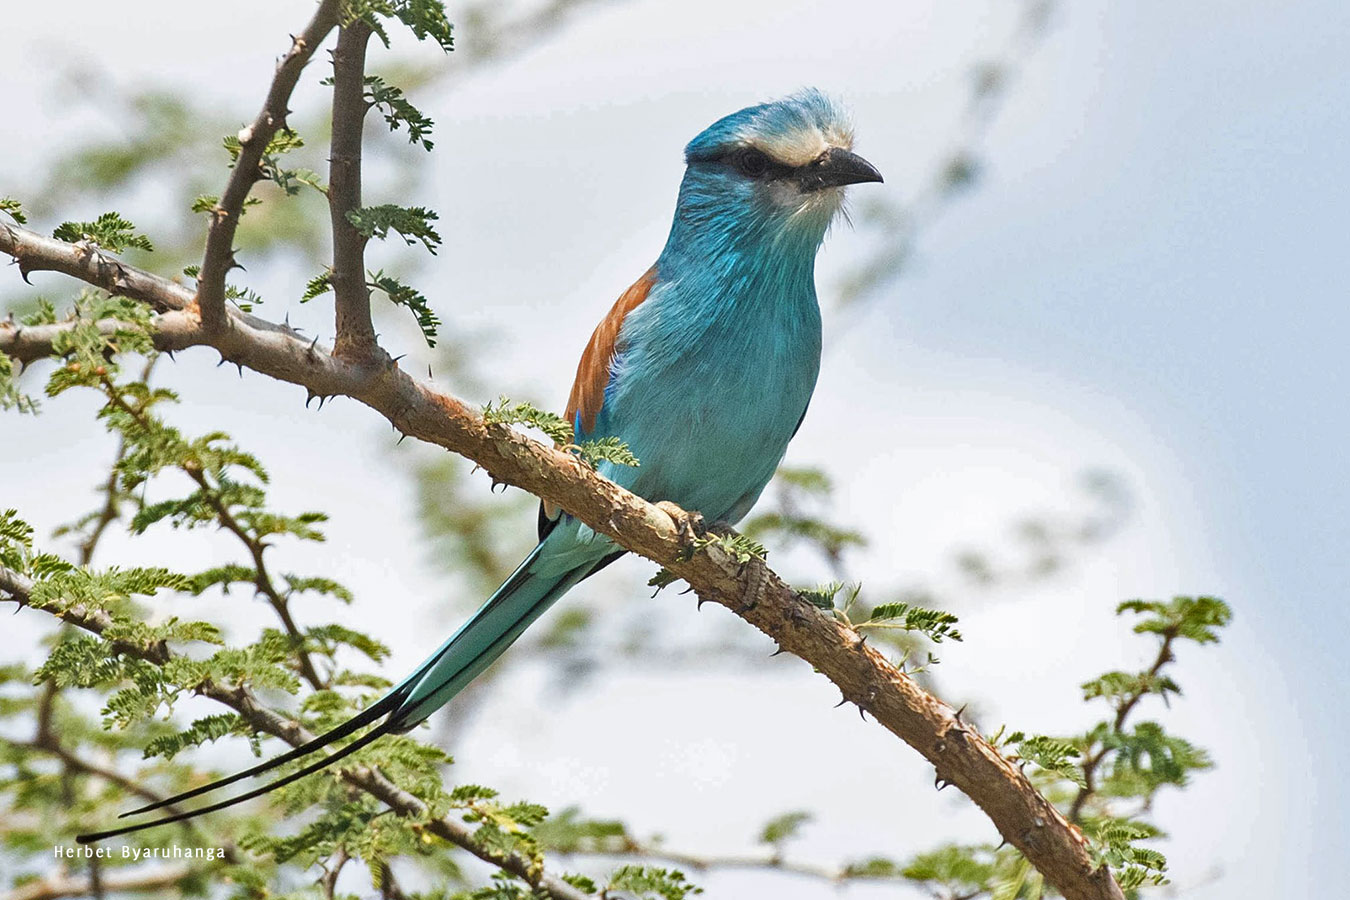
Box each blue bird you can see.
[78,89,882,842]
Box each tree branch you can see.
[92,374,327,689]
[4,864,195,900]
[1068,629,1177,824]
[2,225,193,313]
[196,0,342,332]
[75,437,128,566]
[328,19,378,359]
[0,221,1122,899]
[565,844,880,885]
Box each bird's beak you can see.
[797,147,885,191]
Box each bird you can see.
[77,89,882,843]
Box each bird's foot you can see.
[736,553,769,614]
[654,501,705,560]
[703,519,735,538]
[696,520,765,611]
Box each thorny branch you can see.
[328,19,378,358]
[0,0,1121,892]
[197,0,342,331]
[0,217,1122,900]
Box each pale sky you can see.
[3,1,1347,897]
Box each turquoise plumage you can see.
[78,89,882,842]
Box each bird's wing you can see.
[566,264,659,434]
[539,264,658,534]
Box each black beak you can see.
[796,147,884,191]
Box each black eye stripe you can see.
[722,147,794,180]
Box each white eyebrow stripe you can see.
[752,127,854,168]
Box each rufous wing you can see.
[541,265,657,524]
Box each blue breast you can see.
[589,248,822,525]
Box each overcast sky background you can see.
[3,1,1348,897]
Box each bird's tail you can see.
[77,538,592,844]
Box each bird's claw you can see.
[736,554,768,613]
[704,519,735,538]
[654,501,705,560]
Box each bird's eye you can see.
[734,148,771,178]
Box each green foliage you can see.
[971,596,1231,893]
[284,574,356,604]
[191,194,261,215]
[1084,819,1168,890]
[1095,720,1211,797]
[0,353,37,414]
[742,509,863,562]
[803,583,958,670]
[52,212,154,253]
[36,292,155,399]
[1081,670,1180,710]
[692,530,766,565]
[224,128,323,196]
[224,281,264,312]
[318,73,435,150]
[650,527,767,590]
[448,873,544,900]
[303,623,390,663]
[0,508,36,574]
[142,713,247,760]
[605,866,701,900]
[797,580,846,609]
[893,843,1001,893]
[1008,734,1086,788]
[181,264,264,311]
[482,397,573,446]
[365,74,435,150]
[758,810,811,847]
[1118,595,1231,645]
[772,465,832,493]
[347,203,441,252]
[534,807,631,854]
[860,600,963,644]
[481,398,638,468]
[0,314,1236,900]
[350,0,456,52]
[0,196,26,223]
[302,269,333,302]
[574,436,639,469]
[368,269,441,346]
[19,299,58,326]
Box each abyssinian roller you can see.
[78,89,882,842]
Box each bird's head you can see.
[673,90,883,251]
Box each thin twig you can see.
[3,864,195,900]
[1068,629,1177,824]
[196,0,343,331]
[319,845,348,900]
[77,456,122,566]
[71,357,153,565]
[97,374,327,688]
[328,19,379,359]
[561,844,871,884]
[186,465,328,689]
